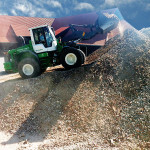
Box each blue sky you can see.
[0,0,149,30]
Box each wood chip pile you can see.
[0,27,149,149]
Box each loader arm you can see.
[55,12,119,43]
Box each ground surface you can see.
[0,27,150,150]
[0,57,20,84]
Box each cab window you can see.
[32,27,53,47]
[43,27,53,47]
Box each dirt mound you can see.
[140,27,150,38]
[0,27,150,149]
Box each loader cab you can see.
[29,25,57,53]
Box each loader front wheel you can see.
[18,58,41,79]
[60,48,84,69]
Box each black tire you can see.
[18,58,41,79]
[78,49,86,64]
[60,48,84,69]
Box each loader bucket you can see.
[96,11,119,34]
[53,8,123,46]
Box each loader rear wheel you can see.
[18,58,41,79]
[60,48,84,69]
[78,49,86,64]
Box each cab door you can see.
[31,26,57,53]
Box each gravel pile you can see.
[0,26,149,149]
[140,27,150,38]
[89,28,150,145]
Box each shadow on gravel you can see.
[0,71,7,76]
[1,64,92,144]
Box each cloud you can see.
[0,12,8,15]
[51,1,62,8]
[36,8,55,18]
[105,0,136,5]
[14,1,34,14]
[101,0,137,8]
[42,0,62,9]
[11,0,56,18]
[145,3,150,11]
[74,2,94,10]
[11,9,17,16]
[104,0,116,6]
[0,1,8,15]
[32,0,43,6]
[15,4,29,13]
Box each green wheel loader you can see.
[4,25,85,79]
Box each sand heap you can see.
[140,28,150,38]
[0,27,149,149]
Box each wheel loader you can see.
[4,25,86,78]
[3,12,119,79]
